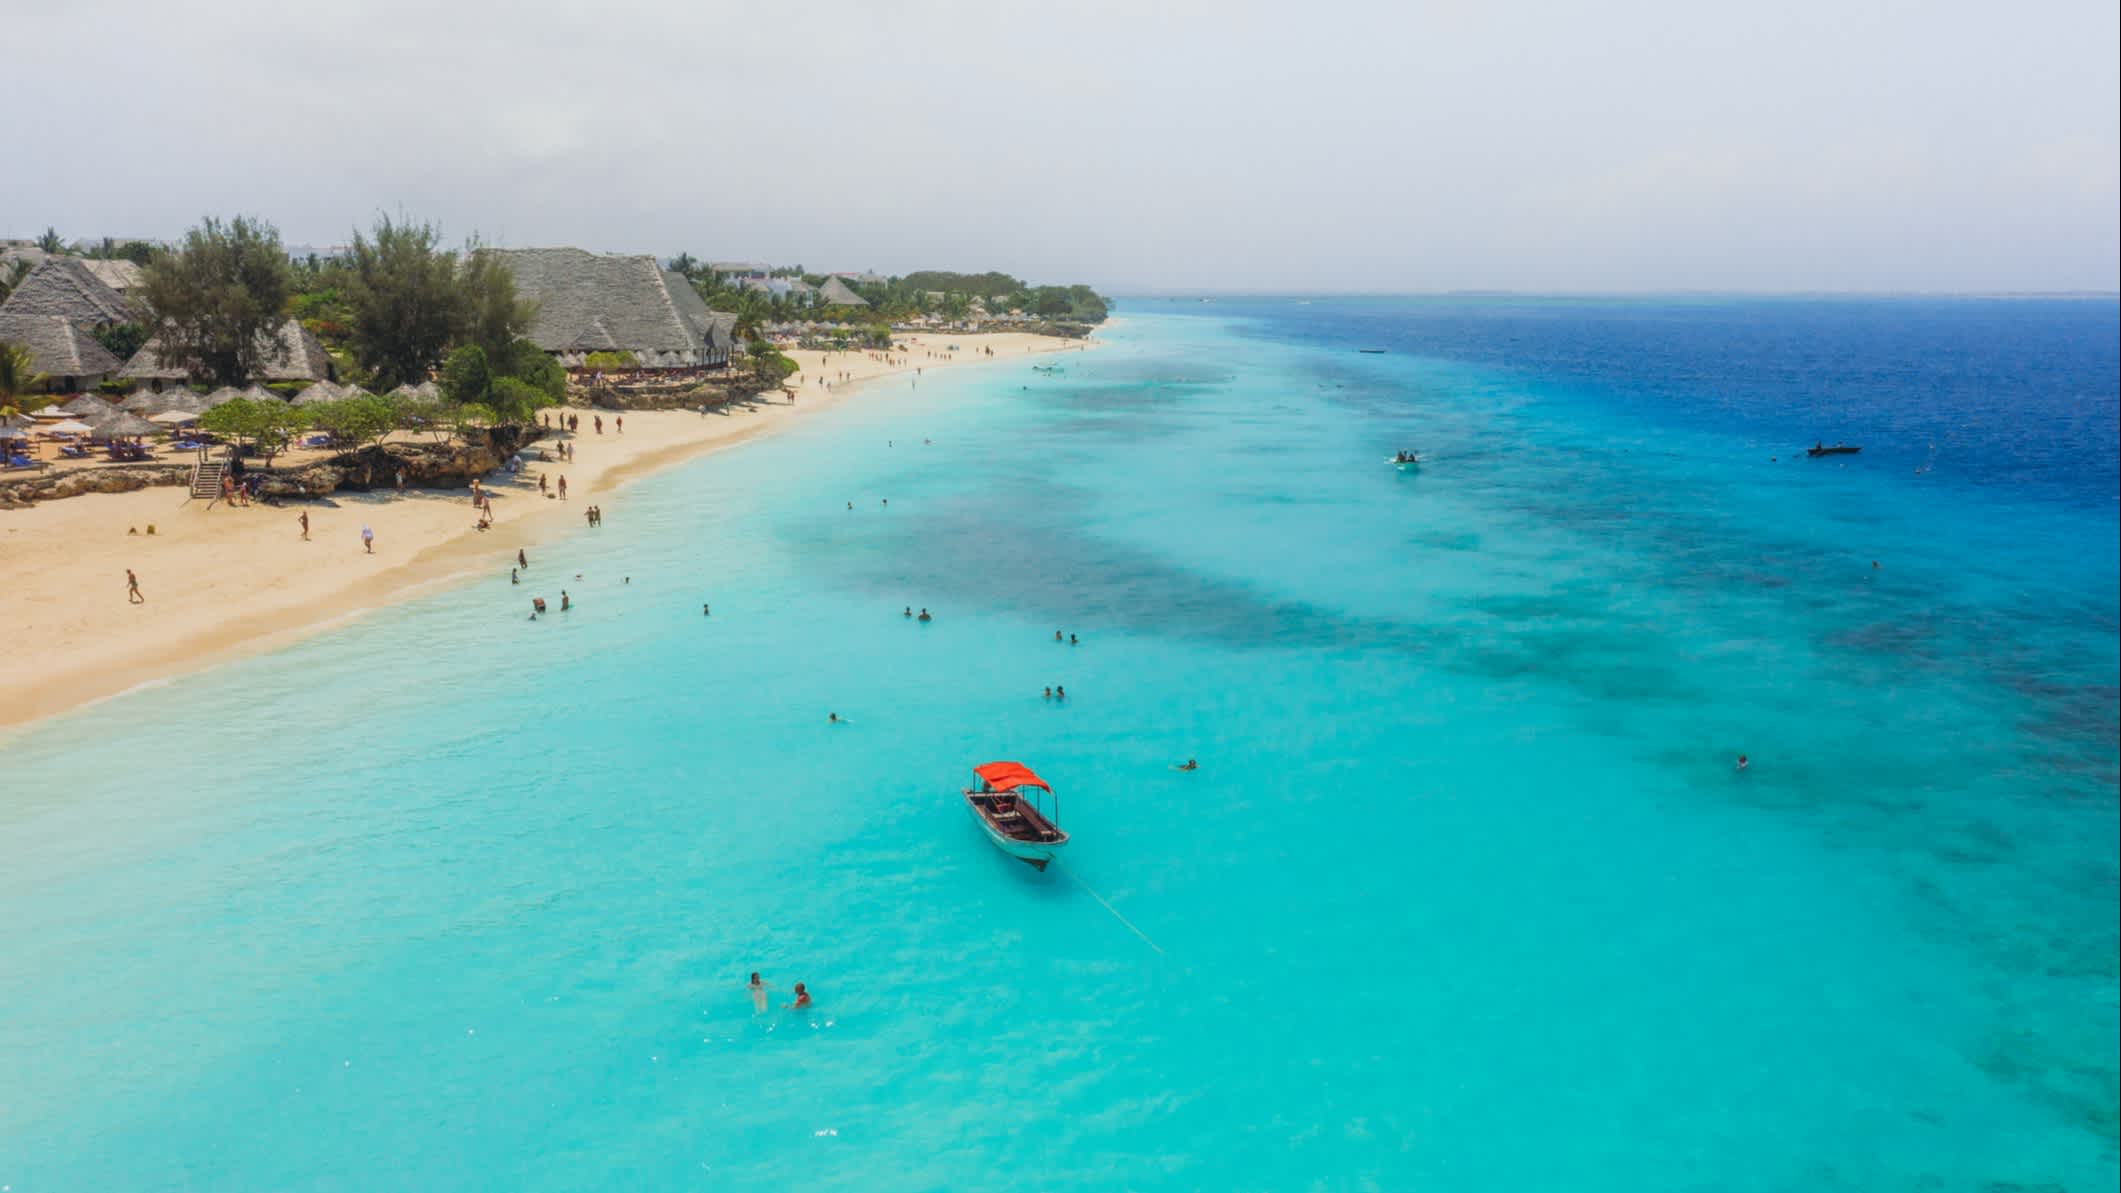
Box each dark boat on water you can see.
[1807,443,1862,457]
[1359,348,1387,354]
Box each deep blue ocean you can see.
[3,297,2115,1191]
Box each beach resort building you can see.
[708,261,770,282]
[493,247,737,369]
[744,276,817,303]
[0,310,122,392]
[118,318,335,388]
[0,257,135,330]
[816,277,869,307]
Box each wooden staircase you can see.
[190,455,226,501]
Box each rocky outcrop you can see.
[262,424,546,498]
[574,359,785,411]
[0,463,189,507]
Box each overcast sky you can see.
[8,0,2116,293]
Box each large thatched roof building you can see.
[0,258,134,328]
[491,248,736,368]
[816,277,869,307]
[0,311,122,391]
[118,318,334,387]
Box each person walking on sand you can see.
[615,415,623,434]
[593,415,603,435]
[557,475,568,501]
[518,548,528,570]
[361,524,374,554]
[539,473,548,495]
[126,568,144,604]
[395,468,405,492]
[298,510,309,541]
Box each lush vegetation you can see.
[140,216,294,387]
[664,256,1108,330]
[92,322,150,364]
[0,342,44,404]
[339,217,533,390]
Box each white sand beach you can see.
[0,331,1091,730]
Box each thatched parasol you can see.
[291,381,344,407]
[86,410,161,440]
[199,386,247,409]
[58,393,119,418]
[149,409,198,425]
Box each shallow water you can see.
[4,299,2115,1191]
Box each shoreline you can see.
[0,330,1096,733]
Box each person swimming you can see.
[917,608,932,622]
[1736,754,1749,772]
[904,606,913,618]
[1055,630,1063,642]
[1043,686,1053,699]
[1174,758,1199,772]
[787,982,811,1010]
[1069,633,1079,645]
[828,712,845,724]
[1054,685,1066,700]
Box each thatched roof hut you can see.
[816,277,868,307]
[489,247,733,368]
[0,258,134,327]
[0,311,121,383]
[119,318,334,384]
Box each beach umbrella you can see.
[149,409,197,425]
[0,412,39,431]
[291,381,343,407]
[87,411,161,440]
[49,419,94,434]
[0,425,26,440]
[199,386,247,408]
[58,394,119,418]
[118,390,163,414]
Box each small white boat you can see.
[963,761,1068,870]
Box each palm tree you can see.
[0,258,32,303]
[0,341,46,406]
[35,227,63,254]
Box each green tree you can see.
[307,394,399,448]
[487,377,547,424]
[93,322,149,364]
[503,340,566,401]
[395,393,451,442]
[198,397,307,465]
[35,227,62,254]
[342,216,462,390]
[140,215,293,386]
[439,344,491,405]
[0,341,46,403]
[459,244,531,363]
[0,258,33,303]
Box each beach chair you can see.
[60,445,89,459]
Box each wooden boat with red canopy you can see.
[963,761,1069,870]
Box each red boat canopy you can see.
[973,761,1051,793]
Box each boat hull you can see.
[963,792,1067,870]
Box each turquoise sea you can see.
[4,298,2116,1191]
